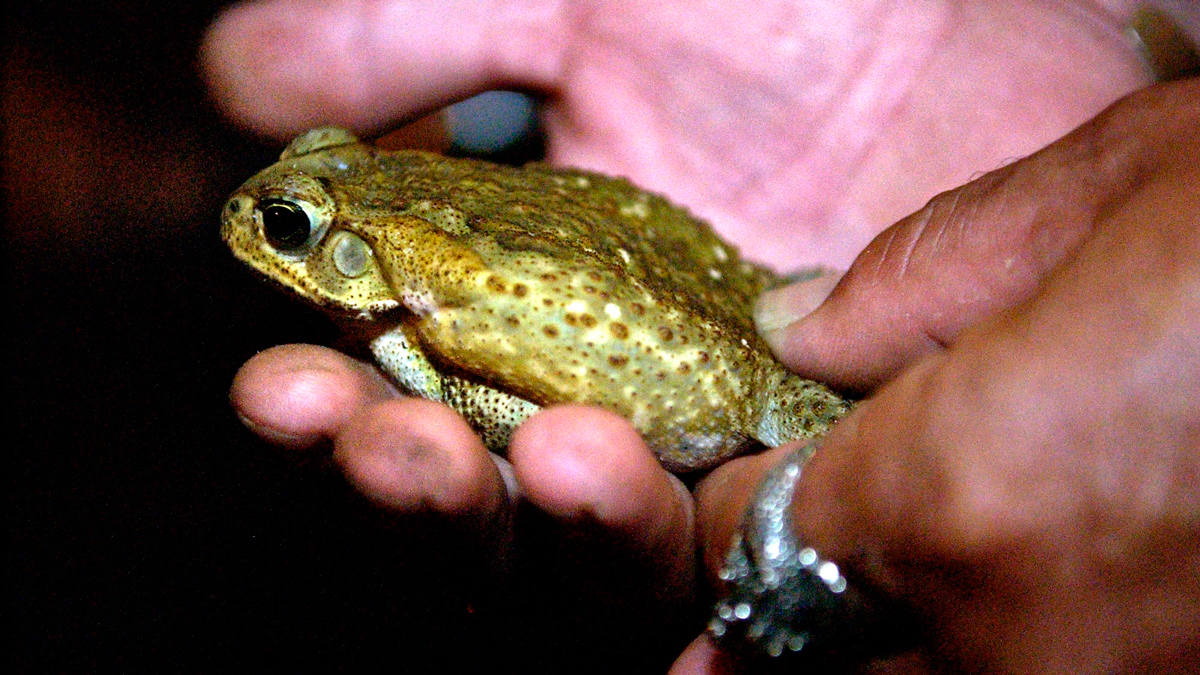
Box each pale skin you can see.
[204,1,1199,672]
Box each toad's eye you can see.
[259,199,312,251]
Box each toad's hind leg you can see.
[370,325,540,452]
[441,376,540,452]
[754,367,852,447]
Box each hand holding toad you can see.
[204,1,1176,670]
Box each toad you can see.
[222,127,848,471]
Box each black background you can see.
[7,2,678,672]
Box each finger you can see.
[666,633,740,675]
[230,343,398,449]
[692,442,933,673]
[507,405,697,630]
[201,0,564,137]
[693,446,797,587]
[331,397,517,603]
[334,397,507,517]
[757,82,1195,392]
[760,167,1091,392]
[511,406,689,533]
[234,345,515,564]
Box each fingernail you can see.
[754,267,843,348]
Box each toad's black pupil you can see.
[260,200,311,251]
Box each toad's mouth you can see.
[323,315,397,360]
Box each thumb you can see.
[756,115,1140,392]
[201,0,564,137]
[756,82,1197,393]
[755,171,1042,393]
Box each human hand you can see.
[203,0,1151,268]
[229,346,699,669]
[674,78,1200,674]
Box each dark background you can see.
[7,2,668,672]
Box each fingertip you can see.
[755,267,903,393]
[509,406,684,532]
[202,0,561,138]
[754,268,843,340]
[667,633,741,675]
[766,269,939,393]
[230,344,395,449]
[509,405,697,617]
[334,398,505,516]
[202,1,384,136]
[202,2,296,136]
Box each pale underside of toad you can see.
[222,127,849,472]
